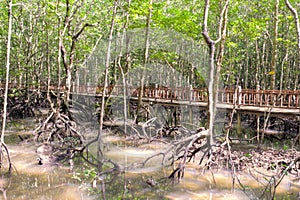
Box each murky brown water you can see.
[2,118,299,200]
[0,142,89,200]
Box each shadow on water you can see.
[2,118,300,199]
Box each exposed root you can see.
[34,111,84,145]
[0,142,13,173]
[134,128,210,181]
[33,106,85,166]
[0,88,45,119]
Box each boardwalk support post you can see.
[237,112,241,135]
[257,115,260,142]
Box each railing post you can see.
[288,93,291,108]
[221,88,225,103]
[256,84,260,105]
[234,87,238,105]
[237,86,242,106]
[155,84,158,99]
[227,88,230,103]
[296,93,299,108]
[86,82,90,94]
[189,85,193,102]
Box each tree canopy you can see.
[0,0,298,91]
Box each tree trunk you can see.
[1,0,13,171]
[280,48,289,91]
[136,0,152,124]
[285,0,300,90]
[270,0,279,90]
[255,39,260,86]
[118,0,131,134]
[57,15,63,109]
[261,36,267,90]
[202,0,229,144]
[245,41,249,89]
[97,0,119,171]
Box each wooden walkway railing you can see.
[3,83,300,109]
[219,88,300,109]
[73,84,300,109]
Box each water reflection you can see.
[0,142,88,200]
[3,119,300,199]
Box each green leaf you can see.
[244,153,252,158]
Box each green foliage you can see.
[244,153,252,158]
[71,164,97,184]
[0,0,299,90]
[84,168,97,178]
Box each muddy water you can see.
[2,119,300,200]
[100,135,300,199]
[2,119,89,200]
[1,142,88,200]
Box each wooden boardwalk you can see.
[5,83,300,116]
[71,84,300,116]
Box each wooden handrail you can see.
[3,83,300,109]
